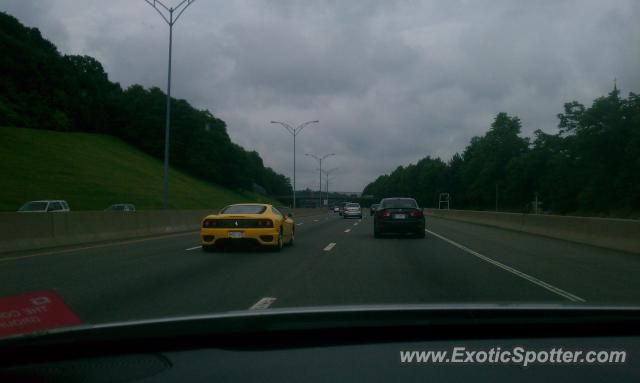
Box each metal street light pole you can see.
[322,167,338,205]
[144,0,196,209]
[271,120,319,208]
[306,153,335,207]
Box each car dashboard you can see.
[1,306,638,382]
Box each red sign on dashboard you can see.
[0,290,82,338]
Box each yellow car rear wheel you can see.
[287,228,294,246]
[269,229,284,252]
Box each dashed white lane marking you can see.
[313,219,319,222]
[186,246,202,251]
[296,223,304,226]
[353,222,359,226]
[424,229,585,303]
[323,242,337,251]
[250,297,277,310]
[344,229,351,233]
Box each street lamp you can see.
[271,120,319,208]
[144,0,196,209]
[322,167,338,205]
[306,153,335,207]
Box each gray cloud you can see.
[2,0,639,192]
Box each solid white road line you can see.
[323,242,337,251]
[250,297,277,310]
[185,246,202,251]
[344,229,351,233]
[425,229,586,303]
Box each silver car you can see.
[342,202,362,219]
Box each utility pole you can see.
[271,120,319,208]
[534,192,540,214]
[144,0,196,209]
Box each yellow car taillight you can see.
[203,219,218,228]
[256,219,273,228]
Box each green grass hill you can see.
[0,127,272,211]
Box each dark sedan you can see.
[373,198,425,238]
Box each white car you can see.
[342,203,362,219]
[17,200,70,213]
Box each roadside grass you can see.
[0,127,273,211]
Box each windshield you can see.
[220,205,267,214]
[18,201,47,211]
[0,1,638,342]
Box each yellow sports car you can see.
[200,203,294,251]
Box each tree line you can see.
[0,12,292,198]
[363,88,640,217]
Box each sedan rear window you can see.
[221,205,267,214]
[346,203,360,208]
[381,199,418,208]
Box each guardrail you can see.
[0,208,327,254]
[424,209,640,254]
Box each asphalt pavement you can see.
[1,211,639,325]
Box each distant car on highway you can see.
[333,205,340,213]
[342,202,362,219]
[104,203,136,212]
[370,203,380,216]
[200,203,294,252]
[373,197,425,238]
[17,200,70,213]
[337,202,348,216]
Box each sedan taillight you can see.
[409,210,423,217]
[379,209,391,217]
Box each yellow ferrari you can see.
[200,203,295,251]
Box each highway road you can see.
[1,212,640,325]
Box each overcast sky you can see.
[2,1,639,192]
